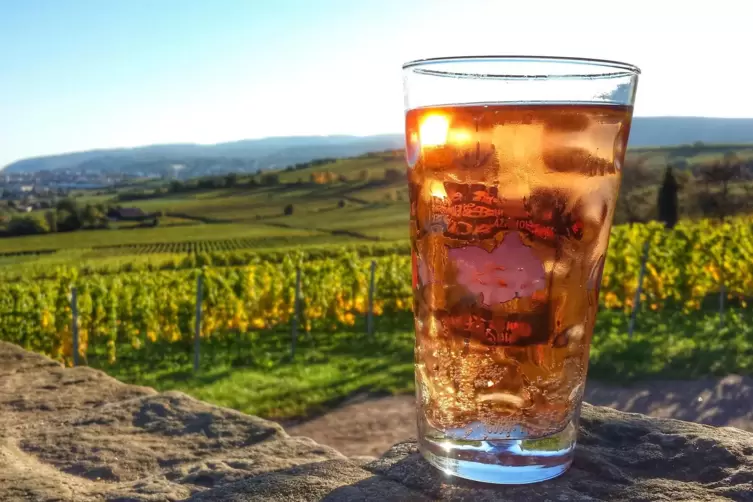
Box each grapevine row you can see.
[99,237,272,256]
[0,217,751,365]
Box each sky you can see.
[0,0,749,168]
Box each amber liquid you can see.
[407,103,632,439]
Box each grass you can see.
[92,315,415,419]
[86,307,753,420]
[267,202,409,241]
[127,181,405,225]
[275,153,404,184]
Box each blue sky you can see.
[0,0,749,168]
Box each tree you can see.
[44,211,58,233]
[614,156,656,225]
[225,172,238,187]
[657,166,679,228]
[310,171,339,184]
[56,198,79,215]
[198,178,217,189]
[283,204,294,216]
[261,173,280,185]
[696,161,747,220]
[56,208,82,232]
[8,216,49,236]
[82,204,101,228]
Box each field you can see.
[1,145,753,420]
[1,184,410,270]
[3,144,752,265]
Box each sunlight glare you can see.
[429,180,447,199]
[419,114,449,147]
[448,129,472,145]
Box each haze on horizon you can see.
[0,0,749,169]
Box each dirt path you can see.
[287,375,753,457]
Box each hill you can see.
[1,142,751,264]
[3,117,753,176]
[627,117,753,147]
[1,135,405,176]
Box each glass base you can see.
[418,418,577,485]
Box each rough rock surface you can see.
[2,341,752,501]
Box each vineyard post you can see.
[193,274,203,373]
[367,260,376,337]
[291,267,301,357]
[719,232,728,328]
[719,281,726,327]
[628,239,651,338]
[71,286,80,367]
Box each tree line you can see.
[616,154,753,227]
[0,199,150,237]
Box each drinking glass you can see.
[403,56,639,484]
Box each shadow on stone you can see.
[584,375,753,430]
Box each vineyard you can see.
[0,237,274,258]
[1,217,752,367]
[0,241,412,283]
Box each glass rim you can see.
[402,55,641,79]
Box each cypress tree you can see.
[658,165,679,228]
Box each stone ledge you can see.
[1,341,751,501]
